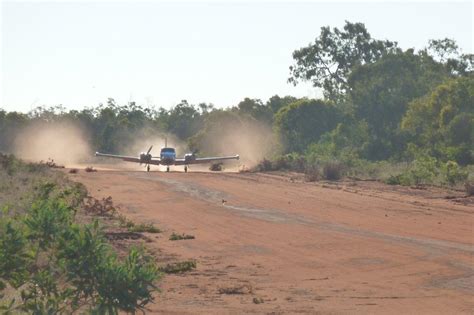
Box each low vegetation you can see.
[169,232,195,241]
[218,284,253,295]
[209,163,223,171]
[117,214,161,233]
[0,154,160,314]
[129,223,161,234]
[158,260,197,274]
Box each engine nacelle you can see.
[184,153,196,163]
[140,153,152,163]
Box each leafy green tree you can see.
[288,21,398,101]
[274,99,340,152]
[348,50,450,159]
[425,38,473,75]
[235,97,273,123]
[166,100,203,139]
[266,95,299,113]
[402,76,474,164]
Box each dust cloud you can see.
[122,133,187,157]
[195,119,276,168]
[13,122,91,165]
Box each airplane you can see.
[95,141,239,172]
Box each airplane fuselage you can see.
[160,147,177,166]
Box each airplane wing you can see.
[174,155,239,165]
[95,152,161,165]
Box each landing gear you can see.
[147,165,150,172]
[184,166,188,173]
[166,166,170,172]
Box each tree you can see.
[402,76,474,164]
[425,38,474,75]
[235,98,273,123]
[266,95,299,113]
[347,50,450,159]
[288,21,398,102]
[166,100,203,140]
[274,99,340,152]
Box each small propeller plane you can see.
[95,141,239,172]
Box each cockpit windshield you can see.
[161,148,176,153]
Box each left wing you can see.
[174,155,239,165]
[95,152,162,165]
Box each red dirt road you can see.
[71,169,474,314]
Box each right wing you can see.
[95,152,161,165]
[174,155,239,165]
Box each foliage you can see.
[426,38,474,75]
[158,260,196,274]
[0,155,160,314]
[289,21,399,101]
[348,50,450,160]
[385,156,439,186]
[274,99,340,152]
[402,76,474,164]
[441,161,468,185]
[0,219,32,290]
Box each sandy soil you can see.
[68,168,474,314]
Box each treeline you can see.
[1,21,473,184]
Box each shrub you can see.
[209,163,223,171]
[255,158,273,172]
[322,162,343,180]
[57,221,160,313]
[0,220,31,290]
[409,156,438,185]
[304,165,320,182]
[466,182,474,196]
[24,199,74,251]
[441,161,468,185]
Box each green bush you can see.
[408,156,438,185]
[441,161,468,185]
[0,160,161,314]
[0,219,32,290]
[322,162,344,180]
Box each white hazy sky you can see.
[1,0,473,112]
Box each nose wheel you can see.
[146,165,150,172]
[166,166,170,172]
[184,166,188,173]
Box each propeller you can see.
[146,145,153,155]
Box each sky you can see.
[1,0,472,112]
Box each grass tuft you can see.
[169,232,195,241]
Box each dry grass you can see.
[218,284,253,295]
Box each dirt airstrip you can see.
[69,167,473,314]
